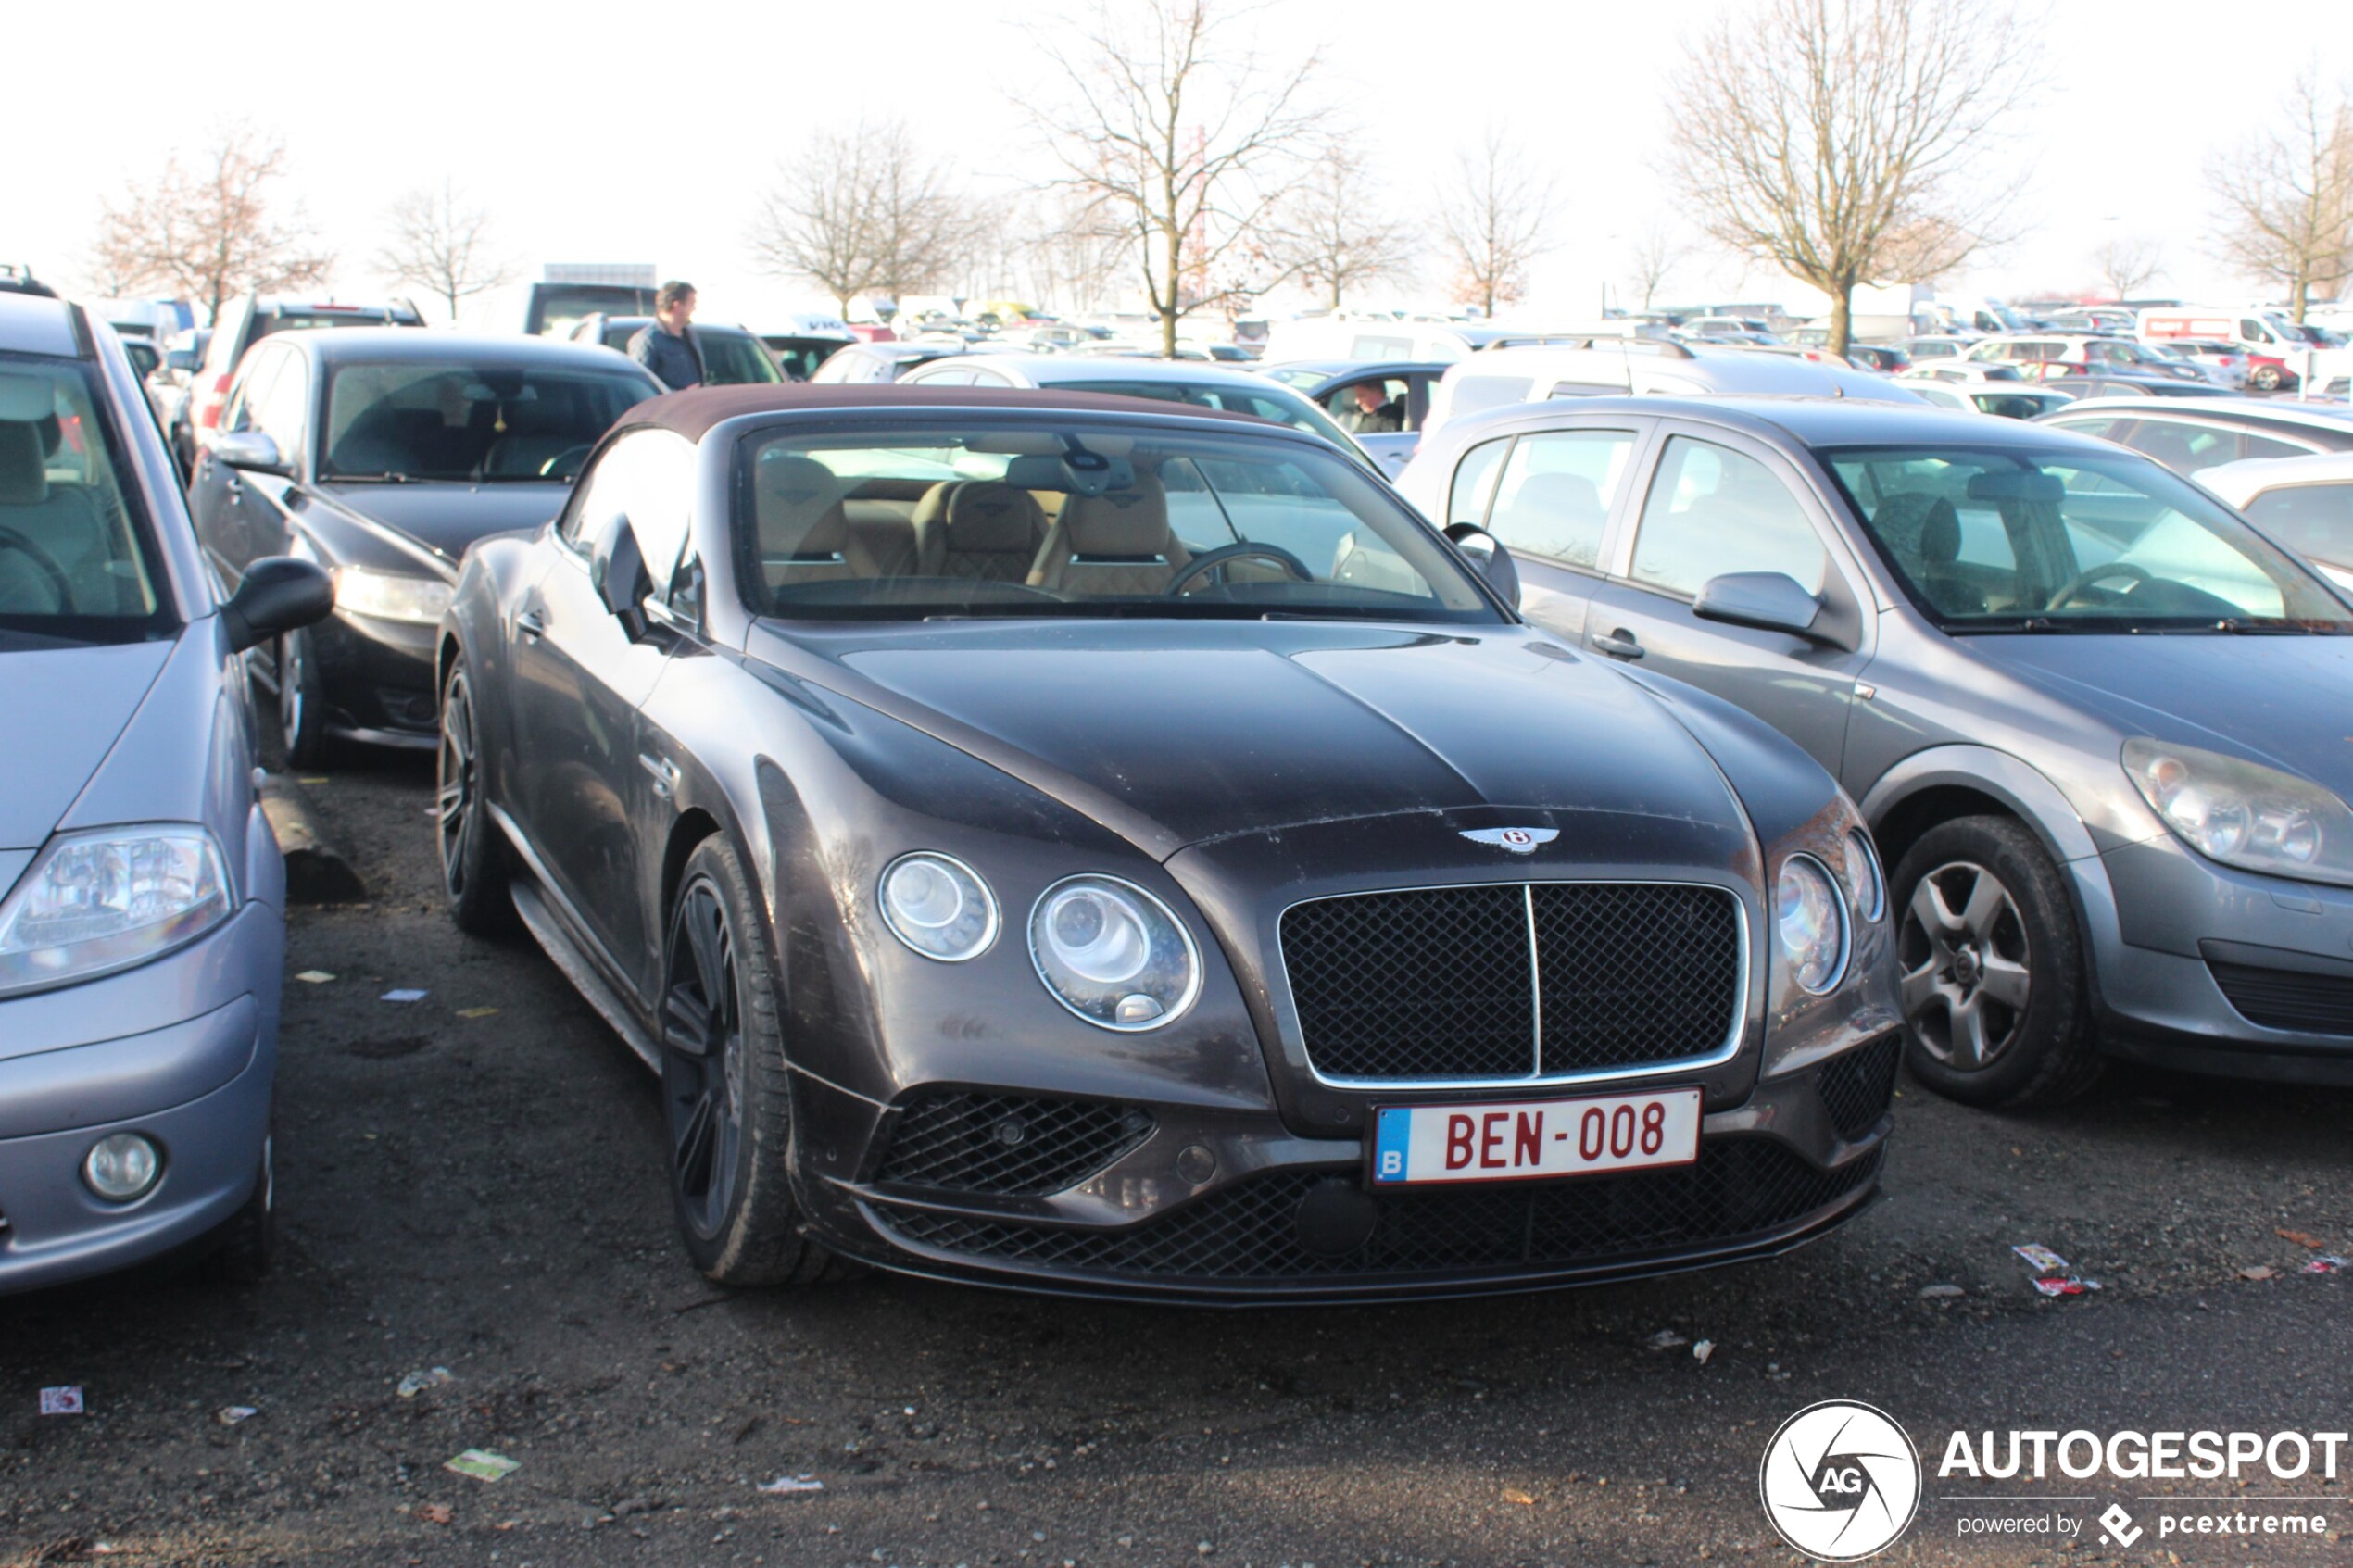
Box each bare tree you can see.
[748,119,975,318]
[2091,233,2164,301]
[1262,145,1416,310]
[2208,73,2353,322]
[1021,190,1132,314]
[93,124,331,321]
[1625,220,1691,312]
[374,181,510,320]
[1434,124,1557,319]
[1031,0,1327,356]
[1663,0,2038,358]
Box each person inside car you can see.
[1339,382,1403,433]
[628,280,706,392]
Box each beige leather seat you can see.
[1026,472,1191,595]
[911,480,1047,583]
[755,455,907,587]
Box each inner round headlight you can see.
[878,853,998,961]
[1776,855,1847,995]
[1842,829,1885,922]
[1028,874,1201,1030]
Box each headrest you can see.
[946,482,1044,551]
[1062,472,1169,557]
[0,372,52,421]
[755,454,846,553]
[1873,492,1962,564]
[1506,472,1601,517]
[910,480,960,533]
[0,422,45,506]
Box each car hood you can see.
[768,620,1753,857]
[0,638,175,851]
[1974,633,2353,789]
[315,483,570,571]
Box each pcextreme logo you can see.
[1759,1399,1924,1561]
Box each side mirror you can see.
[220,557,333,653]
[588,511,652,636]
[1444,522,1520,610]
[1692,571,1824,639]
[214,431,289,476]
[166,349,200,373]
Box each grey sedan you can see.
[0,293,330,1289]
[1400,395,2353,1105]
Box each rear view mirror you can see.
[589,512,652,636]
[220,557,333,653]
[1443,523,1521,610]
[1966,468,2064,505]
[1002,452,1137,495]
[1693,571,1824,639]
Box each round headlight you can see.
[1842,829,1885,922]
[1028,875,1201,1030]
[878,853,998,961]
[83,1132,161,1201]
[1776,855,1848,995]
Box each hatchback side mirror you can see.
[220,557,333,653]
[1692,571,1824,639]
[214,431,290,476]
[1444,522,1520,610]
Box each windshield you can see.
[735,423,1497,622]
[1824,445,2353,633]
[1048,379,1365,457]
[695,331,782,386]
[321,361,651,483]
[0,355,170,643]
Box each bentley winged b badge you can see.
[1459,827,1559,855]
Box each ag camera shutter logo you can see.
[1759,1399,1922,1560]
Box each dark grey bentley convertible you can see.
[435,384,1899,1301]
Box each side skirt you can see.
[494,807,662,1073]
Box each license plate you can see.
[1368,1087,1702,1186]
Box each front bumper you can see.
[0,905,281,1293]
[792,1033,1895,1304]
[2093,834,2353,1082]
[311,608,438,748]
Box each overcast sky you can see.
[5,0,2347,327]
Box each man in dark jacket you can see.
[629,281,706,391]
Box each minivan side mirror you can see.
[214,431,290,476]
[589,511,652,637]
[1692,571,1824,639]
[220,557,333,653]
[1443,522,1521,610]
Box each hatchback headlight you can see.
[878,852,998,961]
[0,826,233,996]
[2123,737,2353,885]
[1028,875,1201,1030]
[1776,855,1848,994]
[333,566,453,624]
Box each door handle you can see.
[1590,630,1645,659]
[638,753,681,798]
[515,608,547,640]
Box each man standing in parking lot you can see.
[629,281,705,392]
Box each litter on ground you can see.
[381,988,429,1003]
[295,970,335,984]
[445,1449,520,1482]
[216,1406,258,1425]
[757,1474,824,1494]
[397,1367,455,1398]
[38,1386,83,1415]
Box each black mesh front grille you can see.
[875,1094,1155,1196]
[1816,1035,1901,1140]
[1279,883,1743,1080]
[2208,960,2353,1035]
[873,1140,1876,1282]
[1280,885,1534,1079]
[1529,884,1743,1073]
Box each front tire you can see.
[438,656,515,935]
[2249,363,2285,393]
[1892,815,2102,1108]
[277,627,330,769]
[660,836,846,1286]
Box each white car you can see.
[1903,381,2074,419]
[1420,340,1918,439]
[2195,451,2353,593]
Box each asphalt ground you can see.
[4,746,2351,1568]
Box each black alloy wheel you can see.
[1891,815,2101,1108]
[437,658,514,935]
[657,837,850,1286]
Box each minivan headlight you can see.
[1028,875,1201,1030]
[1776,855,1848,994]
[333,566,453,624]
[2123,737,2353,885]
[0,826,233,996]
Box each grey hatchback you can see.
[1400,395,2353,1105]
[0,294,330,1289]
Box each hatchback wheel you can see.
[277,628,329,769]
[438,657,515,935]
[1892,815,2101,1108]
[660,836,849,1286]
[2249,363,2284,393]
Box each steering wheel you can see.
[538,445,595,479]
[2045,560,2149,609]
[0,525,73,613]
[1164,543,1315,596]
